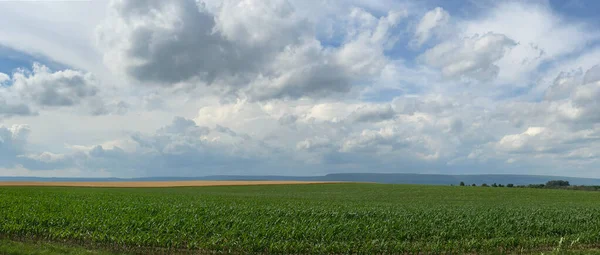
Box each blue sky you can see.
[1,0,600,178]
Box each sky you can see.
[1,0,600,178]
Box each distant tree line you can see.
[460,182,513,188]
[457,180,600,191]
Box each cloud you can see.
[420,32,516,81]
[0,99,35,118]
[10,63,98,107]
[411,7,450,48]
[335,8,406,76]
[544,69,582,101]
[87,116,283,176]
[96,0,347,100]
[533,65,600,129]
[495,126,600,160]
[296,136,332,152]
[583,64,600,85]
[97,0,235,84]
[96,0,409,101]
[0,124,30,167]
[347,104,396,123]
[463,1,599,84]
[278,113,298,126]
[10,63,97,107]
[158,116,210,137]
[496,127,547,153]
[244,42,352,100]
[0,63,124,116]
[0,73,9,83]
[12,116,269,176]
[215,0,310,49]
[0,1,108,77]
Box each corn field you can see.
[1,184,600,254]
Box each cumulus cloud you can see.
[96,0,409,101]
[544,69,583,101]
[296,136,331,151]
[97,0,235,84]
[583,65,600,85]
[0,124,30,167]
[0,63,124,116]
[96,0,347,100]
[0,99,35,118]
[278,113,298,126]
[420,32,516,81]
[340,125,440,162]
[0,73,9,83]
[463,1,599,84]
[215,0,310,49]
[411,7,450,48]
[335,8,406,76]
[89,116,281,176]
[495,127,600,160]
[244,42,352,100]
[347,104,396,123]
[158,117,210,137]
[11,63,98,107]
[12,116,270,176]
[532,65,600,129]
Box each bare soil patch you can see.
[0,180,338,188]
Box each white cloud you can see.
[10,63,98,107]
[0,73,9,83]
[0,63,123,117]
[215,0,310,48]
[0,1,109,77]
[420,32,516,81]
[346,104,396,123]
[463,1,600,85]
[0,99,34,118]
[95,0,413,101]
[583,65,600,85]
[411,7,450,48]
[0,124,30,168]
[335,8,407,76]
[96,0,357,101]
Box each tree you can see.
[481,183,489,187]
[498,184,505,187]
[507,184,514,188]
[528,184,545,188]
[492,183,498,187]
[471,183,476,187]
[459,181,465,186]
[546,180,570,187]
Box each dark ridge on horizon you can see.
[1,173,600,186]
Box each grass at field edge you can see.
[0,239,119,255]
[5,238,600,255]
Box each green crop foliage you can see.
[1,183,600,254]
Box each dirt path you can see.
[0,181,339,188]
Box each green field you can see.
[2,183,600,254]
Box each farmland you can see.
[2,183,600,254]
[0,180,336,188]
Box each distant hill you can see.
[2,173,600,186]
[202,173,600,186]
[319,173,600,186]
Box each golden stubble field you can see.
[0,181,338,188]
